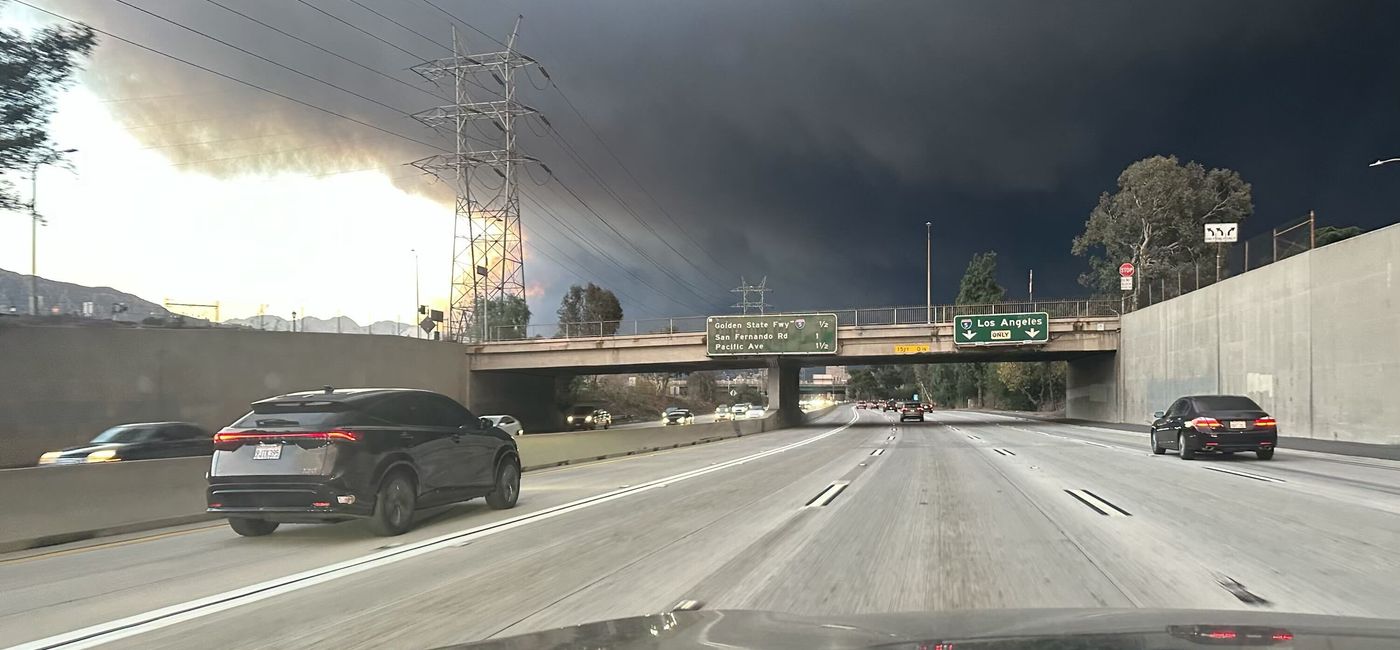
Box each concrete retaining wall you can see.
[1114,222,1400,444]
[0,408,838,553]
[0,327,468,468]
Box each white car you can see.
[746,406,766,419]
[732,403,751,419]
[482,414,523,436]
[715,405,732,421]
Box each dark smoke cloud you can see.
[45,0,1400,318]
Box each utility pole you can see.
[411,249,421,339]
[27,148,76,315]
[731,276,773,315]
[1028,269,1034,302]
[411,20,539,343]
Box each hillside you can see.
[0,268,173,321]
[222,314,415,335]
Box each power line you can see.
[112,0,422,119]
[347,0,451,54]
[294,0,428,60]
[546,80,730,273]
[537,123,731,292]
[414,0,510,49]
[544,172,720,307]
[520,188,710,313]
[202,0,451,104]
[15,0,450,153]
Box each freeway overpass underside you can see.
[465,317,1121,434]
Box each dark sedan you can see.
[1149,395,1277,460]
[899,401,925,422]
[38,421,212,465]
[208,387,520,537]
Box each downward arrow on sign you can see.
[962,331,976,339]
[1025,328,1041,338]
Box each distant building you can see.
[825,366,849,383]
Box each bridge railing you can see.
[489,300,1119,341]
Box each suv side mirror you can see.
[1152,410,1165,419]
[479,417,493,430]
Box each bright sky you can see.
[0,82,459,325]
[0,6,487,325]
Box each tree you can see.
[995,362,1066,411]
[922,251,1009,408]
[472,295,530,340]
[1315,225,1363,247]
[1072,155,1252,304]
[1,16,95,210]
[687,371,719,404]
[556,283,624,336]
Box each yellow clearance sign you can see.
[894,343,931,354]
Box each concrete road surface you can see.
[5,407,1400,649]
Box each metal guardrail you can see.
[491,300,1119,341]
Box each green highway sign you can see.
[706,313,838,356]
[953,312,1050,346]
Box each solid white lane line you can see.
[10,412,860,650]
[1080,440,1110,448]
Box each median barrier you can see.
[0,407,844,552]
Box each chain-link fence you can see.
[1132,212,1317,309]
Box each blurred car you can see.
[566,406,611,430]
[38,421,212,465]
[732,403,751,419]
[207,387,519,537]
[715,404,732,421]
[663,409,694,425]
[482,414,523,436]
[1149,394,1277,460]
[856,400,867,409]
[899,401,924,422]
[882,400,896,412]
[745,405,766,419]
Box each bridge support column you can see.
[468,370,569,433]
[1065,353,1120,423]
[766,359,802,427]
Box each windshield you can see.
[90,425,156,444]
[8,2,1398,648]
[1193,396,1263,411]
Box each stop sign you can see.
[1119,262,1135,277]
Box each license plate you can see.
[253,444,282,460]
[1229,420,1247,429]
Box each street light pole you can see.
[27,148,76,315]
[925,221,932,324]
[411,249,420,338]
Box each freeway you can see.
[4,406,1400,649]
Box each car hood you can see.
[433,608,1400,649]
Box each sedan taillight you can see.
[1254,417,1276,428]
[1189,417,1222,432]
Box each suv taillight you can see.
[213,430,360,448]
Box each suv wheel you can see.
[485,458,520,510]
[368,472,417,536]
[228,518,279,537]
[1256,448,1275,460]
[1150,431,1166,455]
[1178,433,1195,460]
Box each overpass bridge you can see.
[466,301,1120,430]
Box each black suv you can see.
[208,388,520,537]
[1149,395,1278,460]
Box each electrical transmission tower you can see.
[731,276,772,315]
[411,19,539,342]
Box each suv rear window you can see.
[1192,396,1262,411]
[231,411,348,425]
